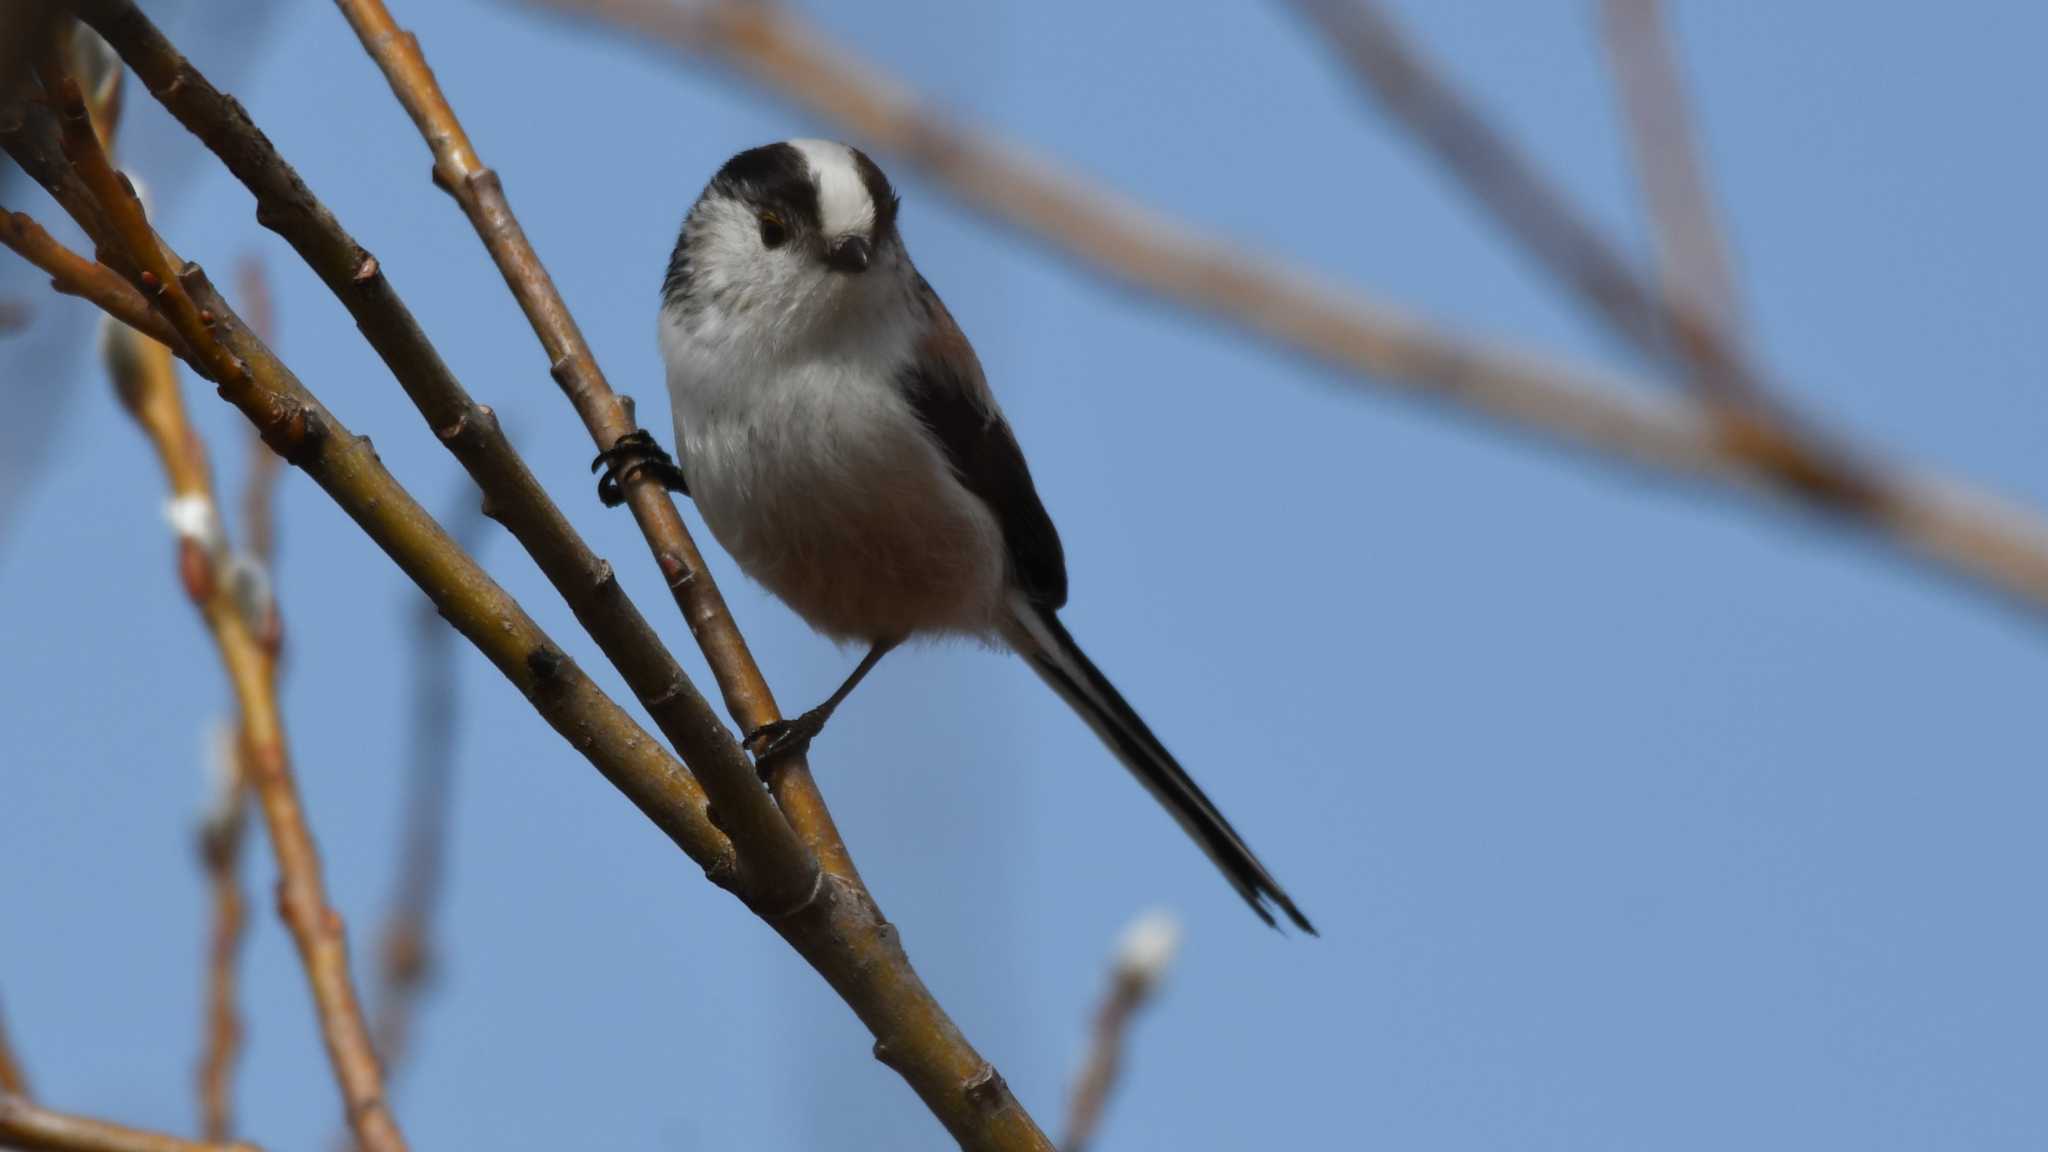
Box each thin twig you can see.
[517,0,2048,620]
[195,723,249,1147]
[1599,0,1740,336]
[191,258,283,1148]
[42,58,410,1152]
[1286,0,1898,525]
[368,493,488,1092]
[0,1095,260,1152]
[327,0,862,884]
[5,73,740,1086]
[73,0,811,916]
[1062,911,1180,1152]
[1286,0,1759,404]
[0,206,183,350]
[4,97,737,901]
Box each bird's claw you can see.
[592,429,689,507]
[745,712,824,774]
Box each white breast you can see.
[659,304,1009,645]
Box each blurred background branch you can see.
[0,1093,261,1152]
[1062,911,1181,1152]
[518,0,2048,621]
[192,256,285,1148]
[365,490,488,1106]
[46,51,409,1149]
[1598,0,1741,338]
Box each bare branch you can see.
[5,85,738,918]
[1286,0,1758,403]
[325,0,865,885]
[72,0,813,916]
[0,206,183,350]
[1063,911,1181,1152]
[8,66,783,1152]
[191,257,284,1147]
[195,722,250,1146]
[1600,0,1740,334]
[368,493,489,1093]
[516,0,2048,620]
[56,59,405,1141]
[0,1095,260,1152]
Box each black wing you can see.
[898,286,1067,610]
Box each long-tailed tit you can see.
[598,141,1311,931]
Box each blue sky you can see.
[4,2,2046,1148]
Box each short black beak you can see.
[825,236,872,274]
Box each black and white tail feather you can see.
[1006,595,1316,934]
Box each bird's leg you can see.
[748,638,902,769]
[591,428,689,506]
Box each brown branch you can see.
[195,724,249,1147]
[43,56,410,1152]
[328,0,864,884]
[367,494,487,1094]
[7,71,745,1149]
[1062,912,1180,1152]
[0,1095,260,1152]
[72,0,814,918]
[0,205,182,350]
[0,998,27,1097]
[516,0,2048,620]
[192,259,284,1148]
[0,4,61,116]
[13,93,748,1140]
[1600,0,1740,336]
[1285,0,1759,403]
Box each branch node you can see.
[257,401,327,468]
[433,402,496,445]
[178,537,215,604]
[657,551,698,591]
[524,643,565,684]
[962,1063,1008,1111]
[643,677,686,709]
[352,253,380,284]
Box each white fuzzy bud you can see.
[164,493,226,561]
[1112,908,1182,988]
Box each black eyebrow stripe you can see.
[707,142,823,235]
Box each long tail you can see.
[1005,596,1315,933]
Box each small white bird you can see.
[598,140,1311,931]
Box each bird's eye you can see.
[757,211,788,249]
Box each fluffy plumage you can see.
[659,140,1312,931]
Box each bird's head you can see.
[664,139,906,343]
